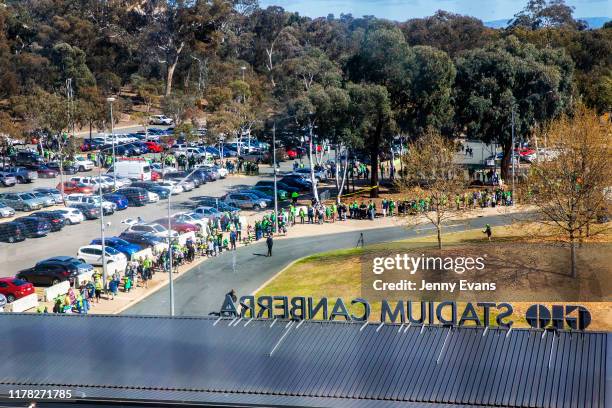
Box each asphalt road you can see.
[124,212,521,317]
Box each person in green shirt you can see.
[299,207,305,224]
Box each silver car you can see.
[0,192,44,211]
[34,188,63,204]
[0,171,17,187]
[0,202,15,218]
[223,192,267,210]
[30,191,55,207]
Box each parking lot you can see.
[0,168,276,278]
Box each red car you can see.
[145,141,164,153]
[151,171,161,181]
[56,181,94,195]
[0,277,35,303]
[286,148,298,159]
[153,218,199,234]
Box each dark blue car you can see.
[102,193,129,210]
[90,237,142,258]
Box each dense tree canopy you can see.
[0,0,608,192]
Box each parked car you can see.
[54,207,85,225]
[252,185,288,201]
[0,171,17,187]
[34,188,63,204]
[29,191,55,207]
[146,191,160,203]
[32,210,66,232]
[0,277,35,303]
[123,223,177,239]
[80,139,105,152]
[11,151,44,167]
[0,221,26,243]
[77,245,128,270]
[153,218,199,234]
[102,193,129,210]
[291,167,327,181]
[66,194,116,215]
[47,161,78,175]
[3,166,38,183]
[129,182,170,199]
[74,156,95,171]
[171,213,208,231]
[90,237,142,259]
[168,171,205,188]
[156,181,183,195]
[69,176,113,193]
[29,164,59,178]
[192,206,225,221]
[115,187,149,206]
[195,199,240,215]
[56,181,94,195]
[223,192,267,210]
[0,202,15,218]
[68,203,101,220]
[150,163,177,176]
[237,189,274,207]
[0,192,44,211]
[13,216,51,237]
[149,115,173,125]
[17,256,93,286]
[255,180,299,194]
[280,176,312,190]
[118,232,166,248]
[145,141,164,153]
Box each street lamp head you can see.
[106,97,116,103]
[240,66,246,70]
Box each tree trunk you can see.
[165,43,185,96]
[436,225,442,250]
[500,140,512,182]
[569,233,577,278]
[308,122,319,204]
[370,121,382,198]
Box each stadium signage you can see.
[221,295,591,330]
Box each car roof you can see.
[40,256,75,263]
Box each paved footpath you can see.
[123,210,527,317]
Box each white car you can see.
[121,217,144,226]
[0,202,15,218]
[151,163,177,175]
[69,176,112,193]
[124,223,178,239]
[213,166,228,178]
[54,208,85,225]
[74,157,95,172]
[77,245,127,270]
[157,181,183,195]
[66,194,116,214]
[149,115,173,125]
[100,175,128,188]
[172,212,207,230]
[146,191,160,203]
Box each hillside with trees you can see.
[0,0,609,194]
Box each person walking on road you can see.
[266,234,273,257]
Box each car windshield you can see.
[152,225,166,232]
[19,193,35,200]
[12,279,28,286]
[105,247,120,255]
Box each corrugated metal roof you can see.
[0,314,608,407]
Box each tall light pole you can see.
[511,106,515,201]
[106,97,116,190]
[98,166,108,287]
[166,166,204,316]
[240,66,246,82]
[272,122,279,234]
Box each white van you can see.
[113,159,152,181]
